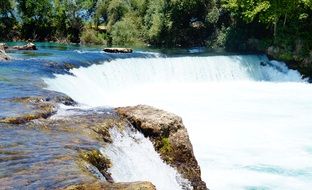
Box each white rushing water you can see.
[101,127,191,190]
[45,55,312,190]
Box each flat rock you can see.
[103,48,133,53]
[0,95,76,124]
[12,42,37,50]
[115,105,208,190]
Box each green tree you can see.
[222,0,309,38]
[0,0,17,40]
[17,0,54,40]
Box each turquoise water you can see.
[0,42,154,117]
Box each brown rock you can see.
[12,42,37,50]
[115,105,208,190]
[62,181,156,190]
[103,48,133,53]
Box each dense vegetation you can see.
[1,0,312,76]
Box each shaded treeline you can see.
[0,0,312,52]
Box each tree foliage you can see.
[0,0,311,51]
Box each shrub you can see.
[80,28,108,45]
[111,13,144,46]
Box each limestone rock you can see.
[115,105,208,190]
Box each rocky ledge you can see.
[1,97,207,189]
[116,105,208,190]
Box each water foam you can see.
[101,127,191,190]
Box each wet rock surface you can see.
[80,149,114,183]
[0,95,76,124]
[0,109,127,189]
[116,105,208,190]
[62,181,156,190]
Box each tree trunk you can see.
[273,17,279,40]
[283,14,287,27]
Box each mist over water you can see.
[45,55,312,190]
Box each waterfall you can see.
[44,54,312,190]
[101,127,191,190]
[44,55,304,107]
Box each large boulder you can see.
[115,105,208,190]
[12,42,37,50]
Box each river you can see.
[1,43,312,189]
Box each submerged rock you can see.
[12,42,37,50]
[115,105,208,190]
[0,95,76,124]
[103,48,133,53]
[63,181,156,190]
[0,108,131,189]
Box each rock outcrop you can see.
[63,181,156,190]
[12,42,37,50]
[115,105,208,190]
[103,48,133,53]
